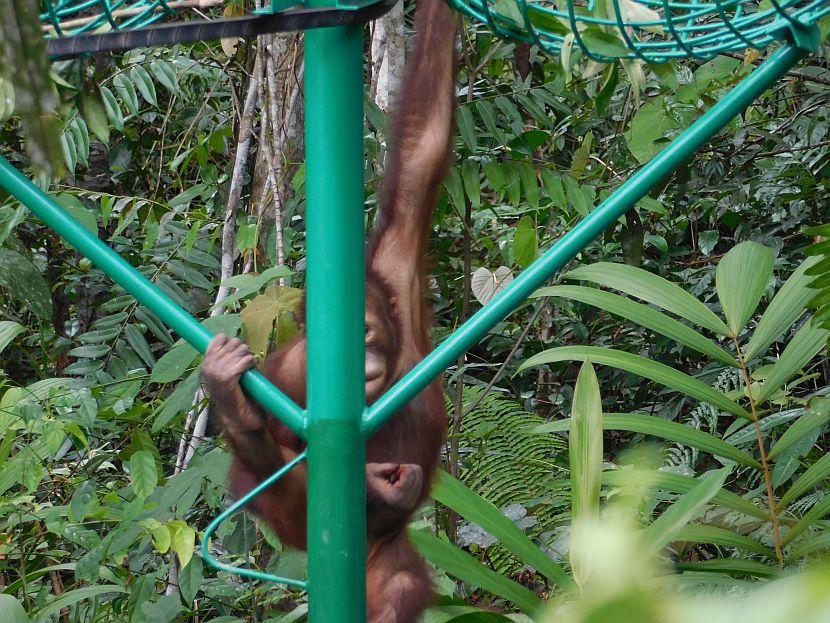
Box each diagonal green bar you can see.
[0,155,306,438]
[363,42,807,437]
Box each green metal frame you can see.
[0,1,826,621]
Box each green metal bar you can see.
[200,451,308,588]
[303,16,367,623]
[363,41,807,437]
[0,155,306,438]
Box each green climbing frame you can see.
[1,0,828,621]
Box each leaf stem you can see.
[733,335,782,564]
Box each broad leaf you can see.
[432,472,570,586]
[535,285,737,366]
[409,530,543,615]
[716,241,774,336]
[519,346,750,419]
[642,468,730,555]
[130,450,158,498]
[0,320,24,355]
[565,262,730,336]
[537,412,759,467]
[745,255,820,360]
[0,248,53,320]
[0,595,27,623]
[570,361,603,522]
[569,361,603,586]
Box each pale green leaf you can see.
[519,346,750,419]
[409,530,543,615]
[642,468,730,555]
[745,255,820,360]
[513,215,538,269]
[0,594,28,623]
[0,320,24,355]
[170,523,196,568]
[565,262,730,336]
[432,472,570,586]
[716,241,774,336]
[535,285,737,366]
[536,412,759,467]
[754,321,829,404]
[570,361,603,522]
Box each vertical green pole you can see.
[304,13,367,623]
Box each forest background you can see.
[1,2,830,621]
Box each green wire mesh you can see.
[41,0,226,38]
[448,0,829,61]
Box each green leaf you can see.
[785,532,830,563]
[130,450,158,498]
[536,412,759,467]
[598,469,768,519]
[580,28,631,57]
[716,241,774,337]
[0,320,24,355]
[625,98,677,164]
[457,105,477,153]
[80,90,110,144]
[409,530,543,615]
[565,262,730,336]
[779,452,830,508]
[782,495,830,546]
[100,86,124,132]
[56,194,97,235]
[517,162,539,209]
[674,558,781,578]
[745,255,820,360]
[129,65,158,106]
[461,160,480,210]
[170,521,196,568]
[642,468,730,555]
[0,595,28,623]
[112,73,139,115]
[535,285,737,366]
[673,525,775,557]
[69,480,97,523]
[124,323,156,368]
[768,399,830,461]
[520,346,750,419]
[33,585,127,620]
[432,472,570,586]
[754,320,829,404]
[0,248,53,320]
[513,215,538,269]
[422,606,516,622]
[570,361,603,522]
[151,342,199,384]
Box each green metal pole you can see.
[303,15,367,623]
[363,41,807,436]
[0,155,306,437]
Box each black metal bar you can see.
[46,0,396,57]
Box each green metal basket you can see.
[448,0,829,62]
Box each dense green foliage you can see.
[0,4,829,621]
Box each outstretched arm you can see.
[369,0,458,326]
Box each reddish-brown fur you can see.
[202,2,457,621]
